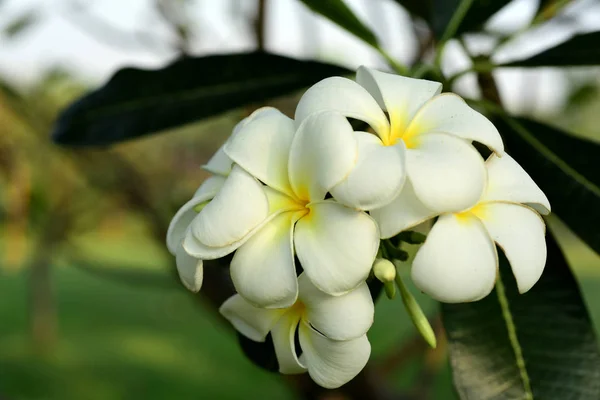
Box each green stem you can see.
[394,263,437,348]
[378,47,409,76]
[434,0,475,70]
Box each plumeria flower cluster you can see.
[167,67,550,388]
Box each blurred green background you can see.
[1,0,599,399]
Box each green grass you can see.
[0,219,598,400]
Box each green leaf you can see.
[442,232,600,399]
[390,0,431,21]
[299,0,379,48]
[52,52,351,146]
[502,32,600,67]
[431,0,510,39]
[496,116,600,255]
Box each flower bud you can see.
[396,270,437,348]
[373,258,396,283]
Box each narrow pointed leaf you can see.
[299,0,379,48]
[52,52,351,146]
[502,32,600,67]
[442,232,600,399]
[431,0,510,39]
[496,116,600,255]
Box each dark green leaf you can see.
[299,0,379,48]
[496,116,600,255]
[431,0,510,40]
[390,0,431,21]
[443,232,600,399]
[52,52,351,146]
[502,32,600,67]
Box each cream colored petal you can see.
[475,202,547,294]
[299,275,374,341]
[298,321,371,389]
[370,179,438,239]
[175,243,203,292]
[482,153,551,214]
[411,213,498,303]
[288,112,357,202]
[193,175,226,198]
[330,131,407,211]
[294,202,379,296]
[404,93,504,155]
[356,66,442,137]
[183,210,282,260]
[294,76,390,139]
[202,145,233,176]
[224,109,295,195]
[406,132,486,213]
[191,165,269,248]
[231,211,302,309]
[219,294,285,342]
[166,191,218,254]
[271,311,307,374]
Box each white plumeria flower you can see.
[220,274,374,389]
[166,110,262,292]
[183,107,380,308]
[394,154,551,303]
[296,66,504,214]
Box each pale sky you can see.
[0,0,599,115]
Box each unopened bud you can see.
[396,271,437,349]
[373,258,396,283]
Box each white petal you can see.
[475,202,547,294]
[166,191,217,254]
[175,244,203,292]
[202,146,233,176]
[289,112,357,202]
[219,294,285,342]
[299,321,371,389]
[412,213,498,303]
[482,153,551,214]
[406,132,486,213]
[271,311,307,374]
[294,202,379,295]
[404,93,504,155]
[231,211,302,309]
[192,165,269,247]
[294,76,390,139]
[356,66,441,138]
[193,175,226,198]
[330,131,406,210]
[224,109,295,195]
[299,275,374,341]
[183,210,281,260]
[370,179,437,239]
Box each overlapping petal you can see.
[356,66,441,138]
[202,145,233,176]
[481,154,551,214]
[406,132,486,213]
[193,175,226,198]
[289,112,357,202]
[404,93,504,155]
[298,320,371,389]
[231,211,302,309]
[298,275,373,341]
[294,202,379,295]
[370,179,437,239]
[412,213,498,303]
[475,202,547,294]
[166,191,217,254]
[330,131,406,210]
[271,311,306,374]
[191,165,269,247]
[294,77,390,139]
[224,109,295,195]
[219,294,286,342]
[175,244,203,292]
